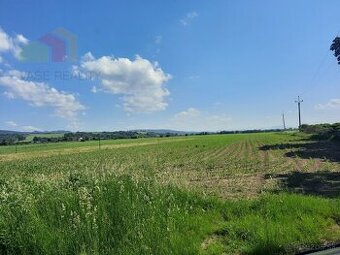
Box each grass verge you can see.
[1,174,339,255]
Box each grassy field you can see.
[0,132,339,254]
[22,133,64,142]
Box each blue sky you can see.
[0,0,339,131]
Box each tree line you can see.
[300,123,340,142]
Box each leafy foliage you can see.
[0,134,25,145]
[330,37,340,64]
[300,123,340,141]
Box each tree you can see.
[330,37,340,64]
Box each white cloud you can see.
[21,125,41,132]
[0,27,28,59]
[3,91,15,98]
[91,86,97,93]
[75,53,171,113]
[174,107,200,118]
[0,70,85,122]
[5,120,41,131]
[15,34,29,45]
[81,51,95,62]
[5,120,18,127]
[315,99,340,110]
[180,11,198,26]
[0,28,11,51]
[173,107,232,131]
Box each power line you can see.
[299,28,340,97]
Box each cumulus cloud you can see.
[0,29,11,52]
[180,11,198,26]
[0,27,28,59]
[0,70,85,121]
[174,107,200,118]
[315,99,340,110]
[173,107,232,131]
[91,86,97,93]
[74,53,171,113]
[15,34,29,45]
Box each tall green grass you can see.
[215,195,340,254]
[1,173,339,255]
[1,132,339,254]
[0,174,217,255]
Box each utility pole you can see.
[295,96,303,130]
[282,113,286,130]
[98,136,101,149]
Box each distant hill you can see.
[30,130,70,134]
[133,129,198,135]
[0,130,26,135]
[0,130,70,135]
